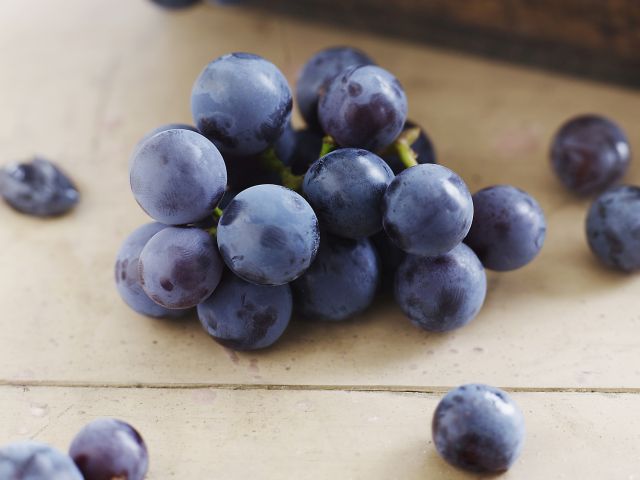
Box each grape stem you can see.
[319,136,336,157]
[261,148,304,192]
[394,127,421,169]
[205,207,224,237]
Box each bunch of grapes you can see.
[116,46,548,351]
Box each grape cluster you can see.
[117,46,549,355]
[0,418,148,480]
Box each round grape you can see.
[130,129,227,225]
[69,418,148,480]
[318,65,408,151]
[191,52,292,156]
[550,114,630,195]
[296,46,374,130]
[139,123,199,145]
[395,243,486,332]
[291,234,379,321]
[0,442,83,480]
[465,185,546,271]
[217,184,320,285]
[115,222,190,318]
[139,227,223,309]
[586,185,640,272]
[433,384,525,473]
[382,164,473,257]
[198,272,292,350]
[303,148,394,239]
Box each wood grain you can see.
[243,0,640,86]
[2,385,640,479]
[0,0,639,476]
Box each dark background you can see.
[237,0,640,87]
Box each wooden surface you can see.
[247,0,640,86]
[1,0,640,477]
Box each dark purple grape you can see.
[130,129,227,225]
[217,184,320,286]
[395,243,486,332]
[191,53,292,156]
[0,441,83,479]
[0,156,79,217]
[139,227,223,309]
[550,114,630,195]
[433,384,525,473]
[69,418,148,480]
[296,46,375,130]
[303,148,393,239]
[115,222,191,318]
[382,164,473,257]
[274,125,324,175]
[465,185,546,271]
[197,272,292,350]
[381,120,437,174]
[318,65,407,151]
[291,234,379,321]
[151,0,201,8]
[586,185,640,271]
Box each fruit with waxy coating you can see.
[432,384,525,473]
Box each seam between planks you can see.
[1,380,640,395]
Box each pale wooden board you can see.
[1,385,640,478]
[1,0,639,389]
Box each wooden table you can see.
[1,1,639,477]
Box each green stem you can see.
[319,136,336,157]
[213,207,224,219]
[261,148,304,192]
[393,127,421,169]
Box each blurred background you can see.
[214,0,640,87]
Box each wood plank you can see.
[1,0,640,390]
[1,385,639,478]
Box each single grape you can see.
[0,441,83,480]
[382,164,473,257]
[151,0,201,8]
[550,114,631,195]
[0,156,79,217]
[303,148,394,239]
[115,222,190,318]
[130,129,227,225]
[217,184,320,285]
[191,52,292,156]
[296,46,374,130]
[465,185,546,271]
[318,65,407,151]
[586,185,640,271]
[197,272,292,350]
[432,384,525,473]
[395,243,486,332]
[291,234,379,321]
[139,227,223,309]
[381,120,437,174]
[69,418,148,480]
[274,125,324,175]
